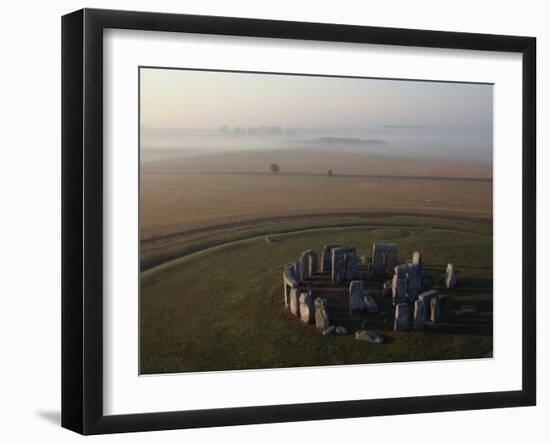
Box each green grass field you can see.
[140,216,493,374]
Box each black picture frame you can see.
[62,8,537,435]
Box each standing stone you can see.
[385,248,399,275]
[314,297,330,329]
[299,292,314,324]
[282,267,290,307]
[446,263,457,288]
[394,262,420,302]
[289,288,300,317]
[382,280,392,297]
[407,265,421,303]
[288,263,298,280]
[300,249,319,278]
[412,251,422,272]
[419,289,436,301]
[331,247,346,284]
[394,303,410,332]
[392,274,407,306]
[289,287,300,317]
[344,246,360,280]
[283,287,289,308]
[372,244,386,277]
[321,243,340,272]
[283,264,299,308]
[364,294,379,314]
[414,299,426,330]
[419,290,439,320]
[419,290,437,305]
[308,250,319,276]
[349,280,366,314]
[394,264,409,278]
[372,243,398,277]
[430,297,441,322]
[298,251,310,281]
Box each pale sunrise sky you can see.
[139,67,493,133]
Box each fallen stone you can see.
[355,330,384,344]
[456,304,477,317]
[335,326,349,335]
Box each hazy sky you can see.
[140,67,493,133]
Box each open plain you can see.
[140,149,493,374]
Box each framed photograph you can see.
[62,8,536,435]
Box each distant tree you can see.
[270,163,280,173]
[328,169,333,176]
